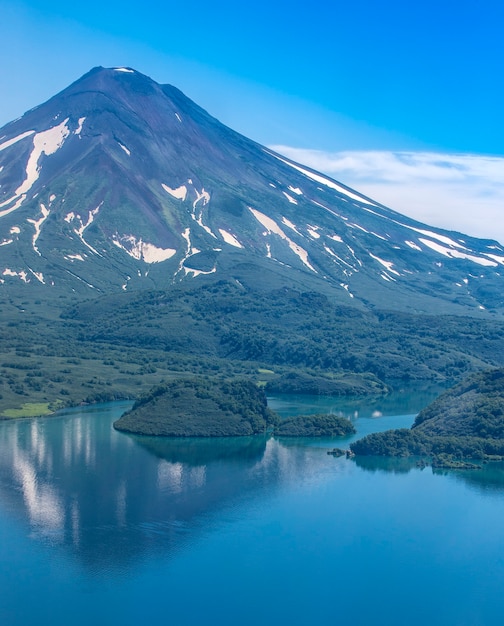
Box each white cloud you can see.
[270,146,504,244]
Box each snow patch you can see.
[340,283,354,298]
[307,227,321,239]
[419,238,498,266]
[142,242,176,263]
[281,217,301,235]
[0,130,35,152]
[28,268,45,284]
[114,67,134,73]
[282,191,298,205]
[288,186,303,195]
[64,269,95,289]
[346,245,362,267]
[3,268,29,283]
[269,152,377,206]
[9,226,20,235]
[219,229,243,248]
[190,187,216,238]
[193,188,210,209]
[328,234,343,243]
[75,117,86,136]
[175,113,182,123]
[162,183,187,201]
[184,266,217,278]
[175,228,204,277]
[408,227,466,249]
[0,122,69,218]
[311,199,349,221]
[485,254,504,265]
[250,208,286,237]
[347,222,370,235]
[0,195,27,217]
[324,245,356,270]
[27,203,50,256]
[372,231,387,241]
[188,186,218,239]
[112,234,176,263]
[64,254,85,262]
[15,119,70,197]
[249,207,316,272]
[405,240,422,251]
[380,272,395,282]
[67,204,103,256]
[118,142,131,156]
[369,253,401,276]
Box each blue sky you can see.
[2,0,504,240]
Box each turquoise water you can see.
[1,392,504,625]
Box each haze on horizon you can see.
[2,0,504,242]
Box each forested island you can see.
[113,377,358,441]
[274,413,355,437]
[351,368,504,468]
[114,378,279,437]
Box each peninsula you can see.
[350,368,504,468]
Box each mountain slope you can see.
[1,66,503,314]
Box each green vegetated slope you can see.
[274,413,355,437]
[413,368,504,437]
[113,378,279,436]
[2,281,504,416]
[265,372,389,396]
[64,283,504,382]
[351,368,504,467]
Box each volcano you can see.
[0,66,503,314]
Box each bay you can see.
[0,389,504,625]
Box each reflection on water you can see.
[354,451,504,494]
[1,388,504,576]
[268,381,447,419]
[134,434,268,466]
[353,455,421,475]
[0,402,337,571]
[437,460,504,493]
[2,393,504,626]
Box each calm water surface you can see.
[1,389,504,625]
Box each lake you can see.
[1,387,504,625]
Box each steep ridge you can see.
[0,66,503,314]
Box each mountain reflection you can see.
[354,454,504,492]
[0,403,333,572]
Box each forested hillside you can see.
[351,368,504,467]
[2,282,504,416]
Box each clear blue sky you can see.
[2,0,504,154]
[2,0,504,241]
